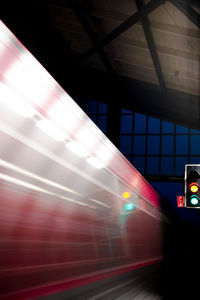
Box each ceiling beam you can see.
[169,0,200,28]
[70,0,115,75]
[135,0,166,91]
[80,0,166,62]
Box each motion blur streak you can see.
[0,20,163,299]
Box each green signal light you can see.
[124,203,135,210]
[190,195,199,206]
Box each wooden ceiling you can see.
[42,0,200,96]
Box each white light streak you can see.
[90,198,110,208]
[66,141,89,158]
[0,173,94,208]
[48,100,80,132]
[36,119,68,141]
[0,159,80,196]
[0,82,37,118]
[4,52,53,107]
[86,156,105,169]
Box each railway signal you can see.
[185,164,200,208]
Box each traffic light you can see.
[185,164,200,208]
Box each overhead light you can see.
[36,119,68,141]
[0,82,36,117]
[66,141,89,158]
[86,156,105,169]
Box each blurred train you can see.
[0,21,163,299]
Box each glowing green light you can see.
[190,195,199,205]
[125,203,135,210]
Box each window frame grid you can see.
[120,110,200,176]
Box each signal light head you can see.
[189,183,199,193]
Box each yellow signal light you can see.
[189,183,199,193]
[123,192,130,199]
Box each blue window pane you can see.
[176,135,188,155]
[99,103,107,113]
[176,124,189,133]
[133,135,146,154]
[148,117,160,134]
[120,115,133,134]
[162,121,174,133]
[161,157,173,175]
[98,115,107,134]
[147,156,159,175]
[161,135,174,155]
[133,156,145,174]
[147,135,160,155]
[134,113,146,133]
[190,157,200,164]
[120,136,132,154]
[191,129,200,133]
[190,136,200,155]
[86,100,97,113]
[122,109,132,114]
[90,115,97,124]
[175,157,188,175]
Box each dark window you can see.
[120,136,132,154]
[147,135,160,155]
[133,135,146,155]
[176,135,188,155]
[98,116,107,134]
[133,156,145,174]
[86,100,97,114]
[190,136,200,155]
[162,121,174,133]
[175,157,188,175]
[190,157,200,164]
[99,103,107,113]
[161,135,174,155]
[120,115,133,134]
[176,125,189,133]
[147,156,159,175]
[161,157,173,175]
[134,113,146,133]
[122,109,132,114]
[148,117,160,134]
[90,115,97,124]
[191,129,200,134]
